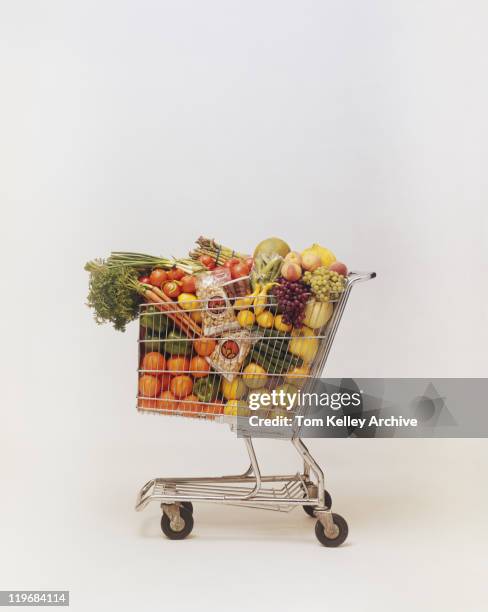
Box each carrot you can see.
[149,285,202,336]
[142,288,201,338]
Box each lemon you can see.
[224,400,250,417]
[256,310,274,328]
[177,293,198,311]
[221,377,247,400]
[285,365,310,388]
[237,310,255,327]
[274,314,292,332]
[302,244,336,267]
[243,363,268,388]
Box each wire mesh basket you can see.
[137,273,366,432]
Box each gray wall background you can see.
[1,2,487,611]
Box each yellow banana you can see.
[254,282,277,316]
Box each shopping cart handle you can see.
[348,271,377,284]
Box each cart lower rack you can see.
[135,271,375,546]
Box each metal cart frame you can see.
[135,271,375,546]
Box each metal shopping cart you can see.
[135,271,375,546]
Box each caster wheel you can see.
[315,513,348,547]
[161,506,194,540]
[303,490,332,517]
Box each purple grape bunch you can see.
[274,278,311,328]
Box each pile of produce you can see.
[85,236,349,419]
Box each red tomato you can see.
[139,276,151,284]
[230,262,250,279]
[245,257,254,269]
[167,267,185,281]
[149,268,168,287]
[224,257,241,270]
[160,373,172,391]
[163,281,181,299]
[180,275,196,294]
[199,255,216,270]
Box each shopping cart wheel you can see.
[303,490,332,517]
[161,506,194,540]
[315,513,348,547]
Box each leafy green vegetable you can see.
[85,259,142,331]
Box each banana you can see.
[235,284,261,310]
[253,282,277,316]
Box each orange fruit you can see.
[157,390,177,411]
[141,351,166,375]
[193,338,216,357]
[189,356,210,378]
[160,373,172,391]
[170,375,193,398]
[167,356,190,374]
[138,374,161,398]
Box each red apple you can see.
[329,261,348,276]
[281,261,302,281]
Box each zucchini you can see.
[250,326,291,339]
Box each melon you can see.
[253,237,291,259]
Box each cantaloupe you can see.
[253,237,290,259]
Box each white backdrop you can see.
[1,2,487,611]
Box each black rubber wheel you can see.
[161,506,194,540]
[303,490,332,517]
[315,513,348,547]
[181,501,193,514]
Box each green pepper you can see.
[193,375,221,403]
[160,330,193,356]
[140,307,170,332]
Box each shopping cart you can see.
[135,271,375,546]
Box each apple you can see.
[301,251,322,271]
[284,251,302,266]
[329,261,348,276]
[281,261,302,281]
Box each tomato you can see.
[189,356,210,378]
[180,394,201,416]
[149,268,168,287]
[180,275,196,294]
[167,267,185,281]
[138,374,161,398]
[170,375,193,399]
[193,338,217,357]
[158,390,178,411]
[139,275,151,284]
[199,255,216,270]
[141,352,166,374]
[230,262,250,280]
[167,356,190,373]
[245,257,254,270]
[138,397,158,410]
[224,257,241,270]
[160,373,172,391]
[163,281,181,299]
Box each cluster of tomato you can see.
[139,267,196,300]
[137,338,223,418]
[198,255,254,280]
